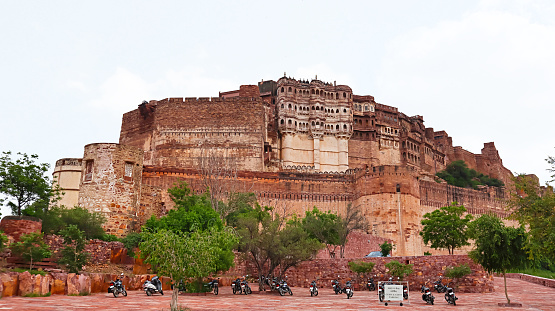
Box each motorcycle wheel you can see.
[214,287,218,295]
[146,290,152,296]
[232,288,236,295]
[123,289,127,297]
[279,288,284,296]
[160,290,164,295]
[379,293,383,302]
[431,297,434,305]
[311,290,314,297]
[347,292,352,299]
[247,287,252,295]
[288,288,292,295]
[314,290,318,297]
[113,290,118,298]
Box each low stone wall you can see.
[0,271,172,297]
[0,216,42,242]
[221,254,493,293]
[45,235,125,264]
[504,273,555,288]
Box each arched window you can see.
[288,87,292,92]
[312,106,315,110]
[336,109,339,113]
[343,109,347,113]
[288,120,292,125]
[336,93,339,99]
[280,119,284,125]
[336,125,339,130]
[311,89,315,94]
[312,121,315,126]
[343,92,346,98]
[316,106,319,110]
[281,87,284,93]
[281,104,284,108]
[295,105,297,110]
[343,124,347,130]
[288,104,292,109]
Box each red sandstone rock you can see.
[67,273,90,295]
[50,273,67,295]
[0,272,19,297]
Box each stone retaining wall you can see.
[504,273,555,288]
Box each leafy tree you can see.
[510,174,555,263]
[380,241,393,257]
[58,225,89,273]
[0,231,8,252]
[469,214,527,304]
[145,181,236,273]
[11,232,51,270]
[436,160,504,189]
[36,206,106,240]
[337,203,368,258]
[140,228,236,310]
[444,263,472,289]
[385,260,413,280]
[302,207,341,258]
[232,204,323,290]
[420,202,473,254]
[348,260,375,283]
[0,152,60,216]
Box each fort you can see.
[53,75,515,256]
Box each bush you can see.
[348,260,376,275]
[11,232,51,270]
[40,206,106,239]
[100,233,119,242]
[445,263,472,279]
[120,232,143,258]
[385,260,413,280]
[424,251,432,256]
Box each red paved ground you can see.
[0,277,553,310]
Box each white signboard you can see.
[384,285,403,301]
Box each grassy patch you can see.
[508,268,555,279]
[69,291,90,296]
[12,268,47,276]
[23,292,51,297]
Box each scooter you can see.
[445,286,458,305]
[108,273,127,298]
[331,277,342,295]
[421,282,435,305]
[205,278,219,295]
[144,275,164,296]
[344,281,353,299]
[309,280,318,296]
[367,276,376,291]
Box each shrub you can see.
[11,232,51,270]
[58,225,89,273]
[120,232,143,258]
[385,260,413,280]
[380,241,393,257]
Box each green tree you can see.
[337,203,368,258]
[145,181,236,273]
[436,160,504,189]
[420,202,473,254]
[380,241,393,257]
[231,204,323,289]
[385,260,413,280]
[0,152,60,216]
[139,228,236,311]
[469,214,527,304]
[302,207,341,258]
[58,225,90,273]
[11,232,51,270]
[36,206,107,240]
[510,174,555,263]
[0,230,8,252]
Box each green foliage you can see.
[380,241,393,257]
[36,206,106,240]
[436,160,504,189]
[420,202,473,254]
[469,214,527,304]
[220,192,258,223]
[233,204,323,282]
[120,232,143,258]
[0,151,59,216]
[445,263,472,284]
[139,228,237,310]
[182,279,212,293]
[100,233,119,242]
[301,207,341,257]
[510,175,555,263]
[348,260,376,276]
[11,232,51,270]
[12,267,47,276]
[145,181,236,273]
[337,203,368,258]
[0,230,8,252]
[23,292,51,297]
[58,225,90,273]
[385,260,413,280]
[424,251,432,256]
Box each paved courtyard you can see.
[0,277,553,310]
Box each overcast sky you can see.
[1,0,554,216]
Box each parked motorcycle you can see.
[309,280,318,297]
[278,278,292,296]
[231,277,242,294]
[344,281,353,299]
[331,277,342,295]
[241,276,252,295]
[445,286,458,305]
[205,278,219,295]
[108,273,127,298]
[143,275,163,296]
[378,277,393,302]
[434,278,447,293]
[401,278,408,300]
[367,276,376,291]
[421,282,435,305]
